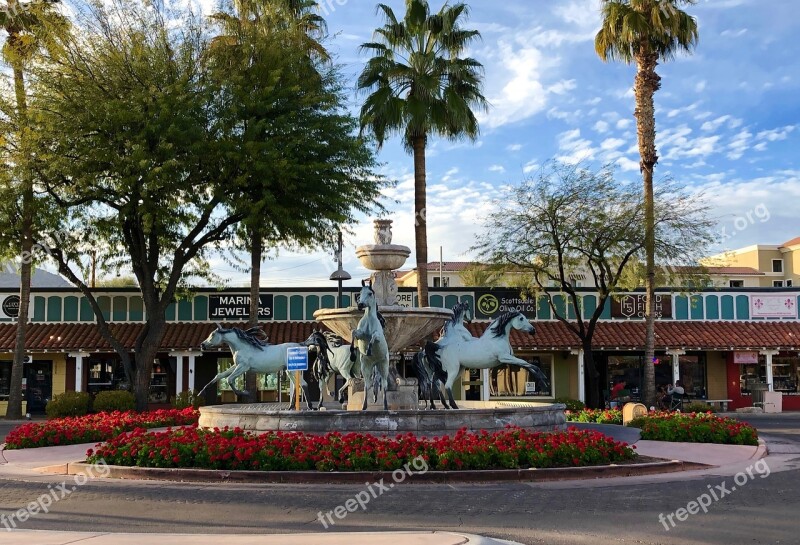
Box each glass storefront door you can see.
[24,361,53,413]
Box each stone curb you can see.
[753,438,768,459]
[65,459,708,484]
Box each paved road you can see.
[0,415,798,545]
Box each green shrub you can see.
[46,391,91,418]
[173,389,206,410]
[554,397,585,411]
[683,402,717,414]
[93,390,136,413]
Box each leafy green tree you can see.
[595,0,698,407]
[474,162,713,408]
[210,0,384,400]
[0,0,67,419]
[358,0,487,307]
[31,0,383,410]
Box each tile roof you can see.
[706,266,764,276]
[781,236,800,248]
[2,320,800,353]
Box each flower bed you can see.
[565,408,623,425]
[4,408,199,449]
[87,426,636,472]
[627,412,758,446]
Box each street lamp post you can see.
[330,230,351,308]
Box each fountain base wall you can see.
[198,403,566,435]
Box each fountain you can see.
[198,219,566,434]
[313,219,452,410]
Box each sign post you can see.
[286,347,309,411]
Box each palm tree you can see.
[595,0,698,407]
[358,0,487,307]
[1,0,67,419]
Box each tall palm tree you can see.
[1,0,67,419]
[595,0,698,407]
[358,0,487,307]
[211,0,329,401]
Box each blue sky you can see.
[229,0,799,287]
[10,0,796,286]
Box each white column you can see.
[176,353,184,397]
[760,350,779,392]
[481,368,490,401]
[188,353,196,391]
[571,349,586,403]
[69,352,90,393]
[666,349,686,384]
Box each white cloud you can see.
[756,125,796,141]
[523,160,540,174]
[507,143,523,152]
[600,137,625,151]
[555,128,597,164]
[720,28,748,37]
[727,129,753,160]
[489,164,506,173]
[593,120,610,133]
[695,80,707,93]
[548,79,577,95]
[659,125,722,161]
[700,115,742,131]
[616,118,632,130]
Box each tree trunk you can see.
[245,232,262,403]
[411,135,429,308]
[635,46,661,409]
[6,62,32,421]
[583,341,600,409]
[133,319,166,411]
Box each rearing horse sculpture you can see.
[426,311,550,409]
[350,280,390,410]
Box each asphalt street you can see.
[1,414,799,545]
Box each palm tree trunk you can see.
[245,231,262,403]
[6,63,31,420]
[412,135,429,308]
[635,46,661,409]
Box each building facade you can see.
[1,286,799,414]
[705,237,800,288]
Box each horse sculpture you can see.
[350,280,390,410]
[306,329,363,409]
[426,310,550,409]
[414,301,473,409]
[197,324,318,410]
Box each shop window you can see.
[490,355,552,398]
[87,357,127,394]
[773,280,784,288]
[729,280,744,288]
[772,354,799,394]
[739,355,766,395]
[0,360,10,399]
[148,360,169,404]
[678,354,707,398]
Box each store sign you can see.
[734,351,759,364]
[396,292,414,308]
[208,294,273,321]
[611,294,672,319]
[1,295,20,318]
[474,290,537,319]
[751,296,797,318]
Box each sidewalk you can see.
[0,530,522,545]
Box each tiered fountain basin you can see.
[198,403,567,436]
[313,305,452,354]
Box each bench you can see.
[698,399,733,411]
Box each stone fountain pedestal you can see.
[313,219,451,409]
[347,377,420,411]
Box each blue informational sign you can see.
[286,346,309,372]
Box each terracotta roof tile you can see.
[2,320,799,353]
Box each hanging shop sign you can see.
[474,290,537,320]
[751,296,797,318]
[1,295,20,319]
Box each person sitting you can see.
[656,384,668,410]
[609,380,629,406]
[666,380,686,410]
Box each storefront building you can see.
[0,286,798,414]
